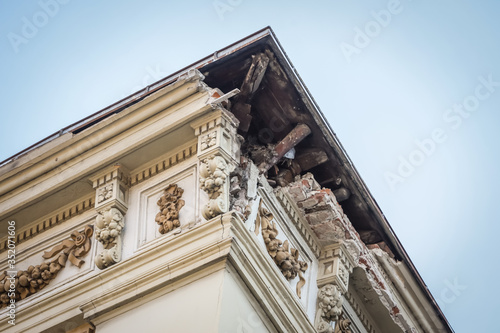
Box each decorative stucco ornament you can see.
[0,226,93,308]
[315,284,343,333]
[200,156,229,219]
[255,200,308,298]
[200,131,217,151]
[334,318,352,333]
[95,208,124,269]
[155,184,185,234]
[315,284,353,333]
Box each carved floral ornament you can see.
[200,131,217,151]
[155,184,185,234]
[200,156,229,219]
[0,226,93,308]
[95,208,124,269]
[97,183,114,204]
[316,284,344,333]
[255,200,308,298]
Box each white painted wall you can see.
[218,268,274,333]
[96,269,225,333]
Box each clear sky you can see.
[1,1,499,331]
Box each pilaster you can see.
[89,164,130,270]
[315,243,356,333]
[191,109,240,220]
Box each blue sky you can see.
[1,1,499,331]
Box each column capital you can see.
[317,242,356,293]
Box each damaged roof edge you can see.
[0,27,273,168]
[264,29,453,332]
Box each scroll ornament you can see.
[200,156,228,219]
[0,226,93,308]
[95,208,124,269]
[155,184,185,234]
[316,284,343,333]
[334,318,352,333]
[255,201,308,298]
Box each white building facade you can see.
[0,28,453,333]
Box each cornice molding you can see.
[0,78,213,219]
[228,212,316,333]
[0,196,94,253]
[0,212,230,333]
[130,142,197,186]
[344,290,377,333]
[0,211,317,333]
[275,188,321,258]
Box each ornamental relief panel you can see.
[315,284,343,333]
[199,156,229,220]
[133,167,197,248]
[0,226,93,308]
[95,208,124,269]
[155,184,185,234]
[254,200,309,298]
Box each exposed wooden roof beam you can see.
[259,123,311,173]
[232,52,270,133]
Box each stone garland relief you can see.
[315,284,353,333]
[199,156,229,219]
[95,208,124,269]
[0,226,93,308]
[255,200,308,298]
[155,184,185,234]
[316,284,344,333]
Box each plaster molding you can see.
[0,196,94,253]
[129,142,197,186]
[66,323,95,333]
[255,200,308,298]
[94,208,124,270]
[334,317,353,333]
[275,188,321,258]
[372,248,441,332]
[192,108,240,220]
[90,164,130,270]
[0,212,230,332]
[317,243,356,293]
[344,291,377,333]
[228,212,317,333]
[314,244,356,333]
[199,155,230,219]
[190,108,240,157]
[0,78,213,219]
[154,184,185,234]
[0,225,93,309]
[315,284,344,333]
